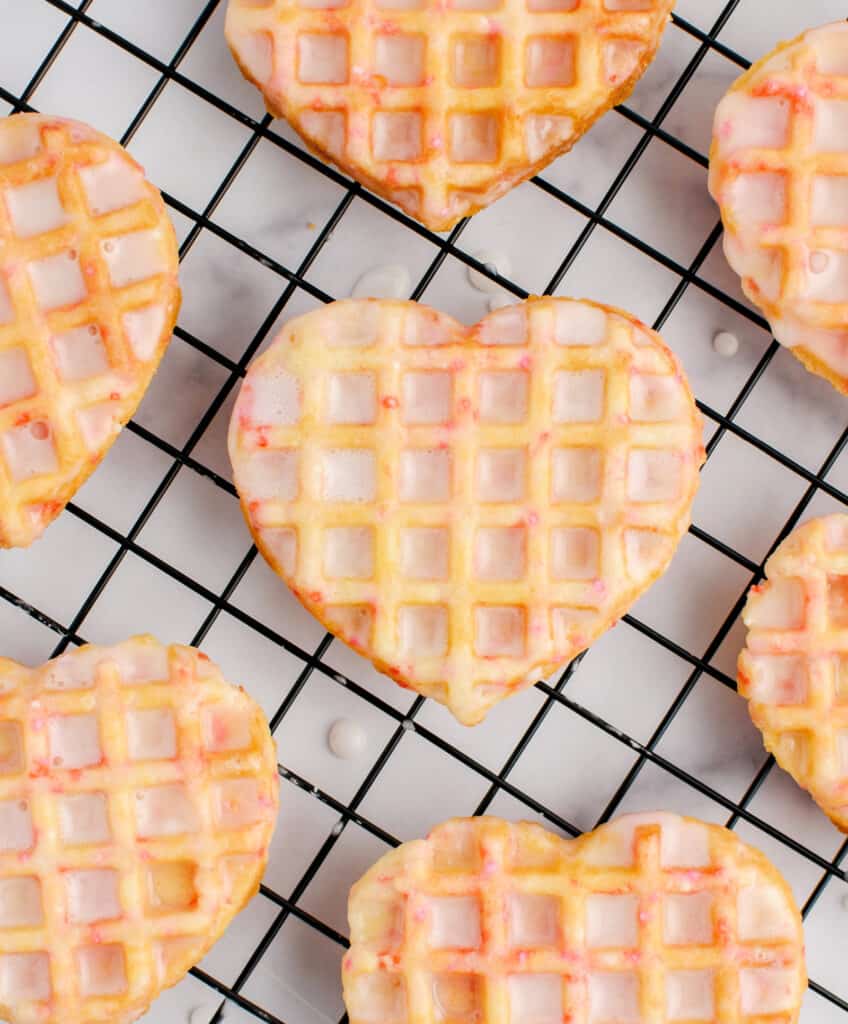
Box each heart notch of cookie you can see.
[344,814,806,1024]
[228,297,704,725]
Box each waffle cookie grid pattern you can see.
[709,21,848,394]
[344,815,806,1024]
[739,515,848,834]
[0,114,180,549]
[229,297,704,724]
[226,0,676,229]
[0,637,278,1024]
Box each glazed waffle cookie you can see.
[709,21,848,395]
[0,636,279,1024]
[228,297,704,724]
[0,113,180,549]
[225,0,676,230]
[739,514,848,832]
[344,813,806,1024]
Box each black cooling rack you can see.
[2,1,848,1022]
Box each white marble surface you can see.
[1,2,848,1024]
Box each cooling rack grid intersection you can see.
[1,1,848,1023]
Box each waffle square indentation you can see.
[0,952,51,1002]
[509,975,563,1024]
[588,971,639,1022]
[429,896,482,949]
[324,525,375,579]
[552,448,602,503]
[0,721,24,776]
[525,36,575,87]
[432,974,483,1020]
[146,861,198,913]
[479,370,529,423]
[663,892,713,946]
[0,877,43,927]
[5,177,67,238]
[66,869,121,924]
[403,371,453,425]
[126,708,177,761]
[48,713,101,770]
[298,32,349,83]
[0,799,34,852]
[323,449,377,502]
[474,605,526,657]
[374,112,423,161]
[400,448,452,502]
[59,792,111,846]
[666,970,714,1022]
[475,526,527,581]
[327,372,377,424]
[399,605,449,656]
[376,33,426,86]
[0,348,36,407]
[135,784,198,838]
[586,893,638,948]
[452,35,500,88]
[508,892,561,948]
[449,112,500,163]
[476,447,526,502]
[400,526,450,580]
[827,575,848,627]
[627,449,682,503]
[553,370,605,423]
[76,944,127,997]
[27,250,87,311]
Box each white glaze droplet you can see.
[488,292,519,313]
[713,330,739,358]
[810,250,830,274]
[350,264,410,299]
[187,1005,214,1024]
[842,891,848,912]
[467,249,511,293]
[328,718,366,760]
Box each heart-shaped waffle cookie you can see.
[344,814,806,1024]
[0,113,180,548]
[228,297,704,724]
[0,636,278,1024]
[709,21,848,395]
[225,0,676,230]
[739,514,848,832]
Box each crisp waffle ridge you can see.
[0,113,180,549]
[709,21,848,395]
[0,636,278,1024]
[228,297,704,725]
[343,813,806,1024]
[739,514,848,832]
[225,0,676,230]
